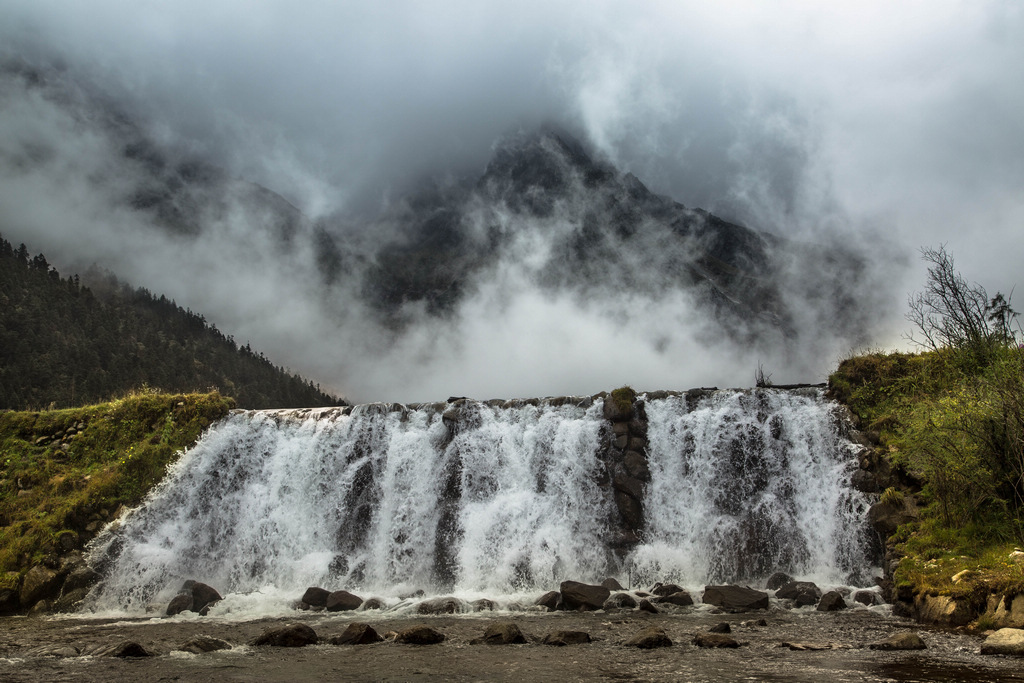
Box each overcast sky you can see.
[1,0,1022,401]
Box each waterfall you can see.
[86,390,874,612]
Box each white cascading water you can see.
[627,389,871,586]
[86,390,874,613]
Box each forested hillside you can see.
[0,233,344,409]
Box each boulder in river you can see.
[395,625,446,645]
[765,572,793,590]
[250,623,318,647]
[868,632,926,651]
[981,628,1024,656]
[329,622,383,645]
[542,630,591,646]
[480,622,527,645]
[325,590,363,612]
[603,592,638,609]
[817,591,848,612]
[693,633,740,648]
[300,586,330,607]
[559,580,610,611]
[656,591,694,607]
[624,626,672,649]
[178,635,233,653]
[702,585,769,611]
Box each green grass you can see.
[0,390,234,574]
[830,346,1024,602]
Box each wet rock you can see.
[480,622,527,644]
[542,630,591,646]
[179,635,233,653]
[188,581,223,613]
[601,577,625,591]
[657,591,694,607]
[52,587,89,613]
[603,592,638,609]
[853,590,882,607]
[782,641,835,651]
[623,451,651,482]
[709,622,731,634]
[472,598,497,612]
[19,565,60,607]
[535,591,560,610]
[325,590,363,612]
[913,593,973,626]
[868,632,926,651]
[361,597,387,610]
[652,583,686,597]
[559,580,610,611]
[817,591,848,612]
[26,644,80,657]
[693,633,740,648]
[0,588,21,616]
[93,641,155,657]
[638,599,659,613]
[300,586,330,607]
[702,585,769,611]
[166,592,194,616]
[777,581,822,607]
[395,625,446,645]
[624,626,672,649]
[868,499,916,537]
[250,623,319,647]
[329,622,383,645]
[62,565,101,593]
[765,572,793,590]
[28,599,53,617]
[416,596,463,614]
[981,628,1024,656]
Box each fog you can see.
[0,1,1021,403]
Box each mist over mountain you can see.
[0,55,898,402]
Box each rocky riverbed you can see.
[2,606,1023,682]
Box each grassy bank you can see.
[0,390,233,577]
[829,346,1024,605]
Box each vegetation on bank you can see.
[829,246,1024,605]
[0,390,233,576]
[0,232,345,410]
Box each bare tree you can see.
[905,245,1016,362]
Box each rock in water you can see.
[624,627,672,649]
[693,633,740,648]
[559,581,610,611]
[652,583,686,597]
[190,581,223,613]
[542,630,591,646]
[603,592,638,609]
[535,591,560,610]
[301,586,330,607]
[817,591,848,612]
[250,623,318,647]
[657,591,694,607]
[481,622,527,645]
[178,635,232,653]
[981,628,1024,656]
[868,632,926,651]
[395,625,446,645]
[325,590,363,612]
[166,592,194,616]
[765,572,793,590]
[329,623,383,645]
[702,585,770,611]
[93,641,155,657]
[601,577,625,591]
[416,597,463,614]
[709,622,731,634]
